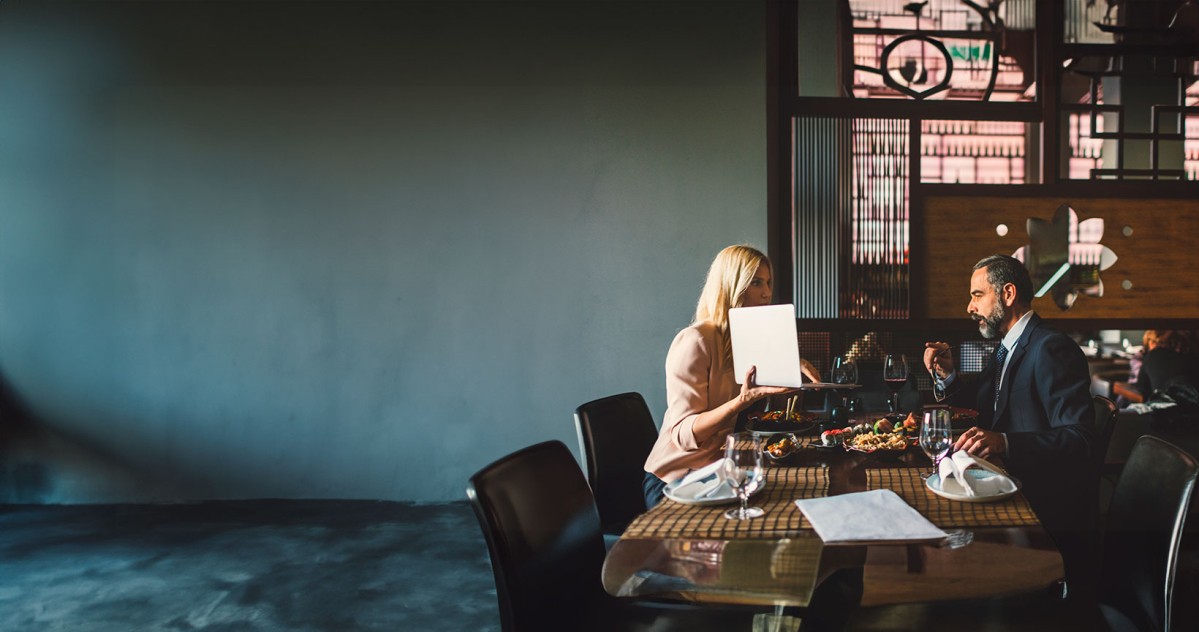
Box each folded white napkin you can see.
[938,451,1015,497]
[673,459,735,500]
[794,489,947,544]
[679,459,727,486]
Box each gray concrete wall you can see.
[0,1,768,502]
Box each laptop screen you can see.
[728,304,805,388]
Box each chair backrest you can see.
[1100,435,1198,632]
[574,392,660,533]
[1093,395,1118,466]
[466,440,607,632]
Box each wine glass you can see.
[722,433,765,520]
[883,354,910,412]
[831,356,858,385]
[830,356,858,421]
[920,409,952,480]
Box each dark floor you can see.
[3,500,1196,632]
[0,501,500,631]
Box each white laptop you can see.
[728,304,838,389]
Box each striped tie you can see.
[993,344,1009,404]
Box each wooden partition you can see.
[919,196,1199,320]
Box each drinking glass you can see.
[831,356,858,386]
[722,433,765,520]
[829,356,858,420]
[920,409,952,480]
[883,354,910,412]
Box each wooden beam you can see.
[1037,0,1062,185]
[785,97,1041,121]
[768,0,798,305]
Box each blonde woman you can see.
[642,245,820,508]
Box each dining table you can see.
[602,421,1064,609]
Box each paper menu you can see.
[793,489,947,544]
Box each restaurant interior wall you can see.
[0,0,769,503]
[775,1,1199,337]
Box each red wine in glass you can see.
[884,378,907,412]
[883,354,909,412]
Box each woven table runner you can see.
[866,468,1040,528]
[623,467,828,539]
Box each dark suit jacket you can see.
[941,313,1099,535]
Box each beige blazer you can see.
[644,321,739,482]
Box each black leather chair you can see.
[1093,395,1119,468]
[574,392,659,536]
[466,440,757,632]
[852,436,1196,632]
[1098,435,1198,632]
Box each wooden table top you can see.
[602,438,1063,607]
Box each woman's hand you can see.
[739,366,796,406]
[685,365,797,446]
[800,358,822,383]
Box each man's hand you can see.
[924,342,954,378]
[954,426,1005,459]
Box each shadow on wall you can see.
[0,373,180,504]
[0,373,48,502]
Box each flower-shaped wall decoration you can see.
[1011,204,1118,311]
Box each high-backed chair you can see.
[466,440,756,631]
[574,392,659,535]
[849,435,1196,631]
[1099,435,1198,632]
[1093,395,1118,469]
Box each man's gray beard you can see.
[976,303,1006,339]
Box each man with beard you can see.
[923,254,1099,601]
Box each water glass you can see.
[722,433,765,520]
[920,409,952,480]
[831,356,858,385]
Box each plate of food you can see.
[845,431,912,457]
[748,410,817,434]
[883,413,920,434]
[816,423,862,448]
[949,407,979,422]
[762,433,799,461]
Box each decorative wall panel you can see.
[919,196,1199,318]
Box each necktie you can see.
[993,343,1009,404]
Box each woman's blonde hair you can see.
[693,245,771,359]
[1153,330,1197,355]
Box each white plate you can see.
[926,470,1020,503]
[663,478,765,506]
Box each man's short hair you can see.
[973,254,1034,306]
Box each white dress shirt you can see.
[934,310,1036,454]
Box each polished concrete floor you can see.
[3,500,1195,631]
[0,501,500,631]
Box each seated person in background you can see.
[1115,331,1152,407]
[642,244,812,508]
[924,254,1099,600]
[1135,329,1199,402]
